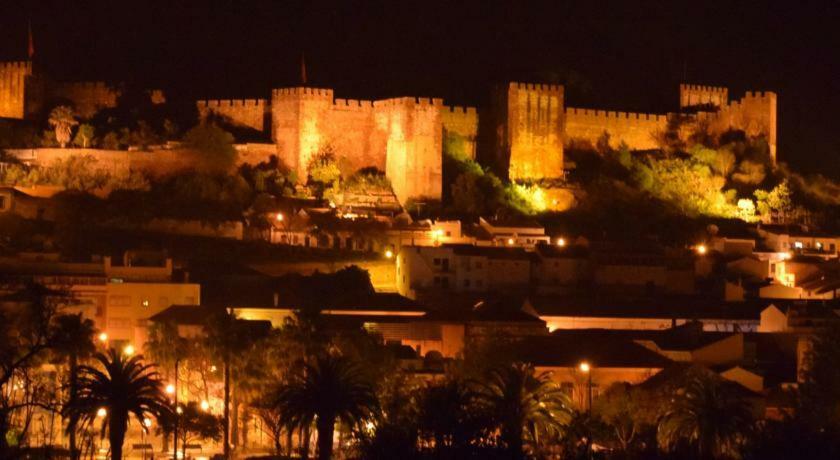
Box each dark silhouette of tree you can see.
[64,350,169,460]
[157,401,222,460]
[417,377,488,453]
[276,354,377,460]
[657,373,754,459]
[51,314,96,460]
[0,281,67,456]
[476,362,571,459]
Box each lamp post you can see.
[173,357,179,460]
[579,361,594,460]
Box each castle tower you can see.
[0,61,33,119]
[680,84,729,109]
[377,97,444,204]
[270,87,335,179]
[491,82,565,181]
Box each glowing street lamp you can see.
[143,418,153,428]
[579,361,593,415]
[97,407,107,418]
[507,238,515,246]
[200,400,210,412]
[384,249,394,259]
[123,344,135,356]
[557,237,566,247]
[176,405,183,415]
[98,332,108,343]
[696,244,707,255]
[166,384,175,395]
[275,212,284,222]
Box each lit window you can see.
[794,241,803,249]
[141,299,150,307]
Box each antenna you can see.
[300,52,307,85]
[27,20,35,60]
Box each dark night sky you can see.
[2,1,839,177]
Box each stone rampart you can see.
[52,81,119,118]
[442,105,478,160]
[565,107,668,151]
[0,61,32,119]
[505,82,565,180]
[680,84,729,108]
[197,98,268,131]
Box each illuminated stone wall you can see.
[699,91,778,161]
[679,84,729,109]
[565,108,668,151]
[270,88,442,203]
[501,82,565,180]
[378,97,443,204]
[197,99,268,131]
[0,61,32,119]
[442,105,478,159]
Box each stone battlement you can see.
[373,97,444,108]
[198,99,267,108]
[566,107,667,123]
[445,105,477,115]
[272,87,335,98]
[509,81,563,93]
[333,98,375,110]
[743,90,777,100]
[0,61,32,72]
[680,83,728,94]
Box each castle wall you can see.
[52,81,119,118]
[197,99,267,131]
[680,84,729,109]
[701,91,778,161]
[565,108,668,151]
[442,105,478,160]
[0,61,32,119]
[504,82,565,180]
[377,97,443,204]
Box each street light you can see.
[142,418,153,460]
[275,212,284,222]
[384,249,394,259]
[165,384,175,395]
[98,332,108,343]
[200,400,210,412]
[123,344,135,356]
[97,408,107,418]
[579,361,593,414]
[696,244,707,255]
[557,237,566,247]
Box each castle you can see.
[2,58,777,205]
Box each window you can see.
[109,295,131,307]
[464,279,471,288]
[770,263,776,274]
[831,244,836,252]
[441,277,450,289]
[446,231,451,237]
[0,196,6,210]
[442,259,450,272]
[141,299,150,307]
[433,276,441,286]
[433,258,441,266]
[794,241,803,249]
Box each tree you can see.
[51,314,96,460]
[276,354,378,460]
[64,350,169,460]
[594,382,658,455]
[48,106,78,148]
[157,401,222,460]
[800,322,840,435]
[0,282,67,456]
[183,122,237,170]
[416,377,488,453]
[72,124,95,148]
[307,150,342,200]
[476,362,571,459]
[657,373,754,459]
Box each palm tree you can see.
[51,314,96,460]
[48,106,78,148]
[657,373,755,459]
[276,354,377,460]
[63,350,169,460]
[476,362,571,459]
